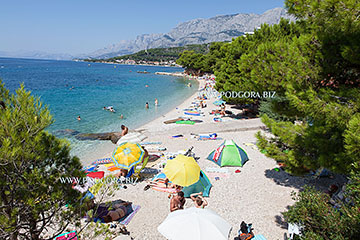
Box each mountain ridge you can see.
[0,7,295,60]
[85,7,295,59]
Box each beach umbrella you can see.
[213,100,226,106]
[111,142,145,170]
[207,140,249,167]
[158,207,232,240]
[163,155,200,187]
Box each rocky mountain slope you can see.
[87,7,295,59]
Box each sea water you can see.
[0,58,198,160]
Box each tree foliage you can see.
[283,163,360,240]
[0,81,85,239]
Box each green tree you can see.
[283,163,360,239]
[0,81,86,239]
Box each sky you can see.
[0,0,285,55]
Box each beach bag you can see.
[239,233,254,240]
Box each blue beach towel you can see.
[253,234,267,240]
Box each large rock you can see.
[54,129,80,137]
[75,132,122,144]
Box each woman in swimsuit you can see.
[102,202,132,223]
[190,192,208,209]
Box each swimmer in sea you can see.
[120,114,124,119]
[155,98,158,106]
[77,116,81,121]
[145,85,149,88]
[145,102,149,109]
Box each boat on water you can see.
[137,71,150,74]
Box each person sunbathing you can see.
[144,178,182,191]
[190,192,208,209]
[102,202,132,223]
[147,178,176,188]
[115,168,129,178]
[235,221,254,240]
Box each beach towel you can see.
[151,186,180,193]
[116,132,147,145]
[91,158,112,165]
[172,135,183,138]
[119,205,141,225]
[213,117,222,122]
[205,167,229,173]
[104,163,115,168]
[205,172,229,179]
[140,168,160,174]
[176,120,195,125]
[93,204,140,225]
[108,167,120,171]
[184,111,200,116]
[253,234,267,240]
[54,231,78,240]
[243,143,255,146]
[87,171,105,179]
[82,165,96,172]
[141,142,162,145]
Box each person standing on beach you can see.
[121,125,128,136]
[145,102,149,109]
[155,98,158,106]
[170,191,185,212]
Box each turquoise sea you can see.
[0,57,198,160]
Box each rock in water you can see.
[75,132,122,144]
[54,129,80,137]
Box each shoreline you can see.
[79,73,202,166]
[78,73,301,239]
[77,60,181,68]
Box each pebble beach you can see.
[80,77,342,240]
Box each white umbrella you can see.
[158,207,232,240]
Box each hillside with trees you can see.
[84,44,211,64]
[176,1,360,238]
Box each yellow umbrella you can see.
[164,155,200,187]
[111,142,145,170]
